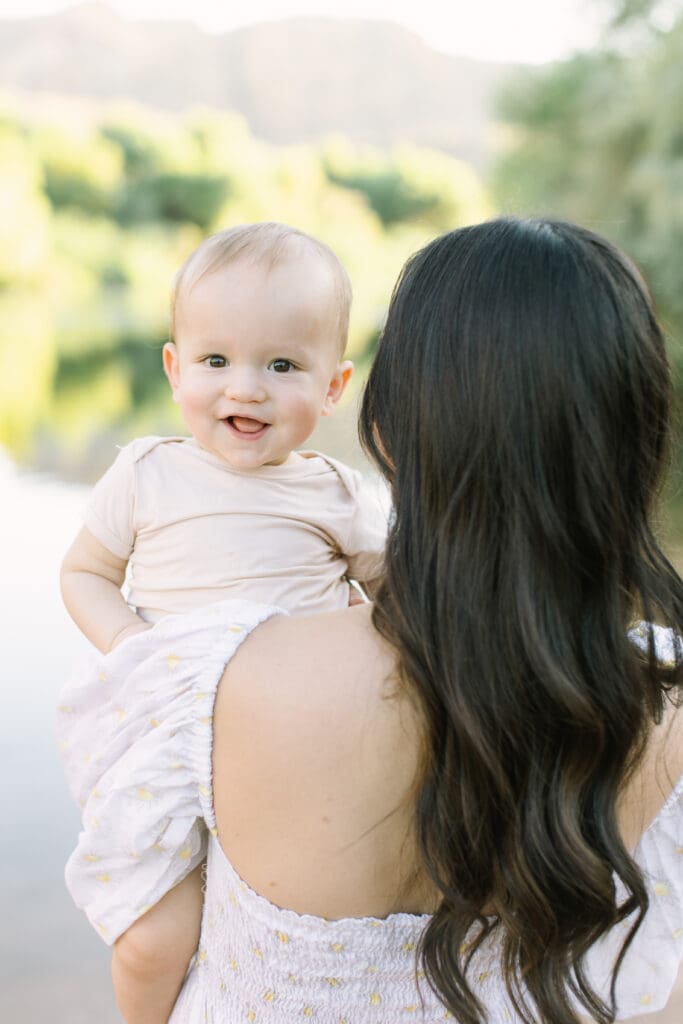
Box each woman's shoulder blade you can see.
[221,605,394,712]
[215,606,403,790]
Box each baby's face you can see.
[164,255,351,471]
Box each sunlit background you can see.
[1,0,609,62]
[2,1,683,1019]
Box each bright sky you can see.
[0,0,608,64]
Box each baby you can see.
[57,223,386,1021]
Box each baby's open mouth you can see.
[226,416,269,435]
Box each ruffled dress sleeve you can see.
[581,773,683,1018]
[60,598,282,945]
[589,621,683,1016]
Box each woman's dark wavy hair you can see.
[360,217,683,1024]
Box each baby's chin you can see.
[207,441,296,472]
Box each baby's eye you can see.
[205,355,226,368]
[269,358,295,373]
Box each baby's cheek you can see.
[183,382,213,411]
[286,392,325,440]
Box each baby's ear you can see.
[162,342,181,400]
[322,360,353,416]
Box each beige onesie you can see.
[84,435,387,621]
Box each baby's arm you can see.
[61,526,149,653]
[112,865,204,1024]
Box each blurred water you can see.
[0,451,120,1022]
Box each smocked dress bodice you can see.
[172,775,683,1023]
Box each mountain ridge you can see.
[0,3,526,166]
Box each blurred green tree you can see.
[0,119,57,453]
[493,0,683,546]
[323,140,491,230]
[494,10,683,345]
[117,172,230,230]
[34,125,123,217]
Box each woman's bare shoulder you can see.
[210,604,424,917]
[225,603,394,699]
[213,604,405,775]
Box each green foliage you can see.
[101,123,161,177]
[0,98,491,477]
[0,121,51,288]
[38,133,122,217]
[608,0,673,28]
[494,4,683,547]
[0,290,57,454]
[326,163,436,226]
[494,14,683,340]
[323,141,492,230]
[117,172,230,230]
[55,334,167,410]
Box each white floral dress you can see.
[57,603,683,1022]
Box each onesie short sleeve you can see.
[344,476,388,583]
[580,772,683,1018]
[314,454,388,584]
[84,438,158,559]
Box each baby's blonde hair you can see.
[171,222,352,356]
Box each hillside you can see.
[0,3,523,166]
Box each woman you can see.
[112,218,683,1023]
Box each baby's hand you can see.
[109,620,153,651]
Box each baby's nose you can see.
[224,369,266,403]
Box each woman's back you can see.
[212,603,435,922]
